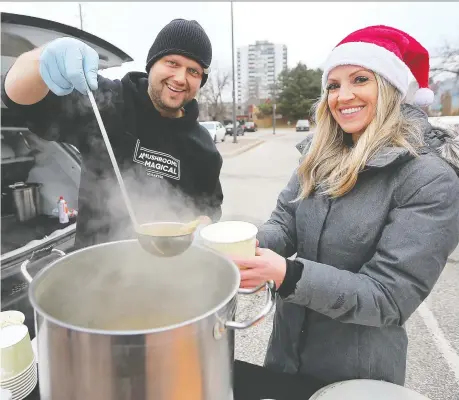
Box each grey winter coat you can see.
[257,105,459,385]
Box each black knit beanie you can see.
[145,19,212,87]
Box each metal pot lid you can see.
[310,380,431,399]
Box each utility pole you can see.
[272,62,276,135]
[78,3,84,30]
[231,1,238,144]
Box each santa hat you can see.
[322,25,434,106]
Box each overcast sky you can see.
[1,2,459,85]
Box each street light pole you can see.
[78,3,84,30]
[231,1,238,144]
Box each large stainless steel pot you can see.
[21,241,275,400]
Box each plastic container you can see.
[57,196,69,224]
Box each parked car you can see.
[244,121,257,132]
[428,116,459,132]
[199,121,226,143]
[1,12,133,338]
[296,119,310,132]
[225,122,244,136]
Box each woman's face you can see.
[326,65,378,140]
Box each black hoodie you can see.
[1,72,223,250]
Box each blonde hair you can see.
[297,73,425,199]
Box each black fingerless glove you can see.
[277,259,304,298]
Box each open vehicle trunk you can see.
[1,128,81,257]
[1,12,132,333]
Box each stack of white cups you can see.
[0,311,38,400]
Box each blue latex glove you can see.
[39,37,99,96]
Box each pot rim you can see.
[9,182,42,190]
[28,240,241,336]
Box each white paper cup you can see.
[0,311,25,328]
[199,221,258,268]
[0,388,12,400]
[0,324,34,382]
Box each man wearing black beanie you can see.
[144,18,212,117]
[3,19,223,250]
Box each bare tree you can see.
[197,70,231,121]
[430,42,459,80]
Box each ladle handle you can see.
[86,87,138,228]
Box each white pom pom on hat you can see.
[413,87,435,107]
[322,25,435,106]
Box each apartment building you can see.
[237,40,287,105]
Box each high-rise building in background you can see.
[237,41,287,107]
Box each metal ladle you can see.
[86,87,197,257]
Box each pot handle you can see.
[225,280,276,330]
[21,246,66,283]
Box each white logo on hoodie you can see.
[133,140,180,180]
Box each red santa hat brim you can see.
[322,42,411,96]
[321,25,434,106]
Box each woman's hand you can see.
[232,247,287,289]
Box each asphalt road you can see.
[217,128,459,400]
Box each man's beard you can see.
[148,84,189,114]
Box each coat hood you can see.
[404,104,459,176]
[296,104,459,176]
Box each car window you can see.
[200,122,215,130]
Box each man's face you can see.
[148,54,204,117]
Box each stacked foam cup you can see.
[0,311,38,399]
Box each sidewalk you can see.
[217,136,265,158]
